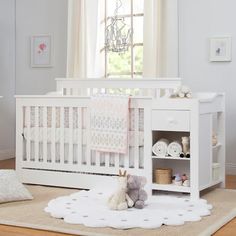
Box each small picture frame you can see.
[31,35,53,67]
[209,36,232,62]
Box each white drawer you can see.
[152,110,190,131]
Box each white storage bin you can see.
[212,163,220,181]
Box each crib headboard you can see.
[55,78,182,98]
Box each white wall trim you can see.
[226,163,236,175]
[0,149,15,161]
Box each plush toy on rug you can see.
[107,170,133,211]
[127,175,148,209]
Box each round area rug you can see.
[45,188,212,229]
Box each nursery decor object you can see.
[182,136,190,158]
[152,138,169,157]
[0,170,33,203]
[90,94,129,154]
[31,35,53,67]
[172,173,182,186]
[45,187,212,229]
[155,168,172,185]
[107,170,132,210]
[105,0,132,53]
[212,134,218,146]
[171,85,192,98]
[167,141,182,157]
[209,36,232,62]
[126,175,148,209]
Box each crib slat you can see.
[60,107,64,164]
[156,89,161,98]
[68,107,73,164]
[77,107,82,165]
[51,107,56,163]
[43,106,47,162]
[115,153,119,168]
[34,106,39,162]
[95,151,100,167]
[86,108,91,166]
[105,152,109,167]
[26,106,31,161]
[134,108,139,169]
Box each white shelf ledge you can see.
[152,155,190,161]
[152,183,190,193]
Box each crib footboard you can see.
[15,96,152,190]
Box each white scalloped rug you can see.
[45,187,212,229]
[1,186,236,236]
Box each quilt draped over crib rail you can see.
[90,94,129,154]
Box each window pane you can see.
[133,16,143,44]
[108,47,131,75]
[107,0,131,17]
[133,0,144,14]
[134,46,143,73]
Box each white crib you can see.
[15,78,225,199]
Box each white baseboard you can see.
[0,149,15,161]
[226,163,236,175]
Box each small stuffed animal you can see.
[173,173,182,186]
[171,85,192,98]
[212,134,218,146]
[107,170,133,210]
[127,175,148,209]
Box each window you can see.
[101,0,144,78]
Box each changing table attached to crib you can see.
[15,78,225,200]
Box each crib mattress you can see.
[23,128,144,147]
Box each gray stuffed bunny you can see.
[127,175,148,209]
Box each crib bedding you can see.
[23,128,144,147]
[26,107,144,131]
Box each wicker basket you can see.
[155,168,172,184]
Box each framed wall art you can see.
[31,35,53,67]
[209,36,232,62]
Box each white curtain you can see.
[143,0,179,77]
[66,0,103,78]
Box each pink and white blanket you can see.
[90,94,129,154]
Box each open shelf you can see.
[152,155,190,161]
[152,183,190,193]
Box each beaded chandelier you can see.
[105,0,132,53]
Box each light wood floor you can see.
[1,159,236,236]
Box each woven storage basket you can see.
[155,168,172,184]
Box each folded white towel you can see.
[167,141,182,157]
[152,139,169,157]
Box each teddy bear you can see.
[126,175,148,209]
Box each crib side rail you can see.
[56,78,182,98]
[15,96,152,177]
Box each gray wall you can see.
[0,0,15,160]
[0,0,68,160]
[15,0,68,95]
[179,0,236,174]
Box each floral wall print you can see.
[31,35,53,67]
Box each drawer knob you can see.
[168,118,177,124]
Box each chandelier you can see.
[105,0,132,53]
